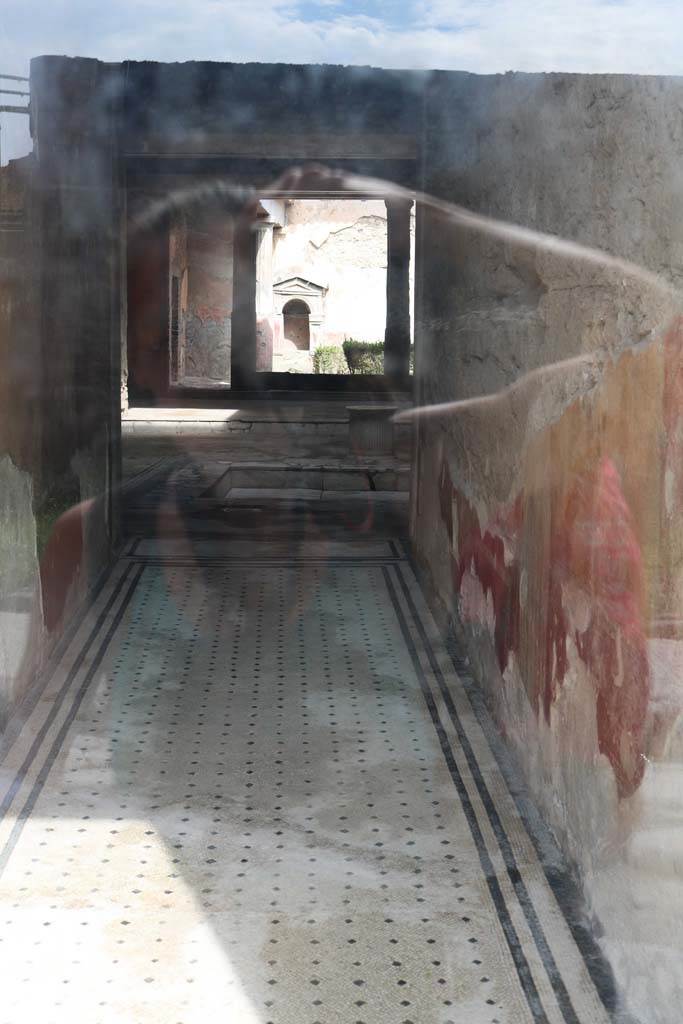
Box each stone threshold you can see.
[220,488,409,506]
[200,461,410,499]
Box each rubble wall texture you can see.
[413,71,683,1022]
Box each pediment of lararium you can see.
[272,276,327,320]
[273,276,327,298]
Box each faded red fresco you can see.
[442,453,649,798]
[39,500,91,633]
[193,303,231,322]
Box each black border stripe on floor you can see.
[0,563,136,816]
[393,563,602,1024]
[400,557,619,1018]
[444,637,621,1017]
[382,567,550,1024]
[0,565,144,879]
[0,555,125,764]
[125,557,406,567]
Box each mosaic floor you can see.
[0,534,614,1023]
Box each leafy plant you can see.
[312,345,348,374]
[314,340,416,375]
[342,339,385,374]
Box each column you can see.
[230,217,257,390]
[384,198,412,386]
[255,222,274,371]
[255,223,274,315]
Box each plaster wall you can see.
[413,70,683,1023]
[184,220,233,383]
[168,213,188,380]
[168,213,234,384]
[0,57,124,729]
[274,199,387,348]
[0,165,43,729]
[0,159,44,726]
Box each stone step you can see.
[200,463,410,499]
[121,405,413,464]
[122,404,412,434]
[123,501,409,539]
[224,488,409,505]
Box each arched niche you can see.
[282,298,311,351]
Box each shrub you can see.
[312,345,348,374]
[343,339,385,374]
[342,340,416,375]
[315,340,416,376]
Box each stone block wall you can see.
[413,71,683,1023]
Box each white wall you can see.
[272,198,414,349]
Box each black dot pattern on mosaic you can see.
[0,561,513,1024]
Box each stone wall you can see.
[168,212,188,381]
[0,156,44,727]
[184,219,233,383]
[120,60,422,165]
[413,71,683,1023]
[0,57,124,729]
[167,211,234,384]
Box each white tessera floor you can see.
[0,536,612,1024]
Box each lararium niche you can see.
[282,299,311,350]
[274,281,325,372]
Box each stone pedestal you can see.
[347,405,397,455]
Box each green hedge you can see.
[312,345,348,375]
[343,339,385,374]
[313,340,416,375]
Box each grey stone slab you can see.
[226,487,323,502]
[229,466,324,489]
[320,490,409,503]
[370,467,411,491]
[322,469,370,491]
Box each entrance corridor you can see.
[0,456,614,1024]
